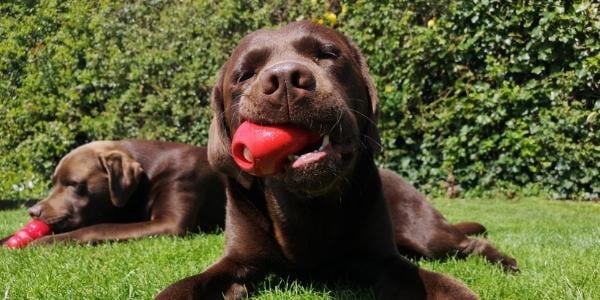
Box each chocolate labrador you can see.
[2,140,226,245]
[156,21,517,299]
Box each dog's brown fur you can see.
[157,21,517,299]
[7,140,226,245]
[382,169,517,270]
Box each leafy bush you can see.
[348,1,599,200]
[1,0,598,200]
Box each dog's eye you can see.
[315,45,340,61]
[74,183,87,195]
[66,181,86,194]
[236,70,255,84]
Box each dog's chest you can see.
[265,190,348,268]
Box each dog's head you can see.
[28,142,144,232]
[208,21,380,196]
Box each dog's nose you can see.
[28,204,43,218]
[261,62,315,106]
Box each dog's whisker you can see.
[348,107,378,128]
[326,110,344,136]
[43,215,69,225]
[363,134,382,149]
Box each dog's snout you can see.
[260,62,315,106]
[28,204,43,218]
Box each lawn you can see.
[1,197,598,299]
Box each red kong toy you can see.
[231,121,321,176]
[4,219,51,249]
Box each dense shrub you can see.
[343,1,599,199]
[1,0,598,200]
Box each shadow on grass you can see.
[252,274,374,299]
[0,199,38,211]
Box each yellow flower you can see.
[341,4,348,16]
[427,17,436,28]
[324,12,337,26]
[315,17,324,25]
[384,85,394,94]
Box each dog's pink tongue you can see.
[232,121,321,176]
[4,219,51,249]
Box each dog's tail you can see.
[453,221,487,236]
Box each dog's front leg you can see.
[416,268,479,300]
[155,256,261,300]
[29,221,184,245]
[371,255,478,300]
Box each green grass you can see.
[1,197,599,299]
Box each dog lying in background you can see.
[1,140,226,245]
[156,21,517,299]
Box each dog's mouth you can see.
[235,106,360,194]
[232,118,356,177]
[283,134,353,171]
[41,215,72,233]
[277,129,357,196]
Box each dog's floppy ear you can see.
[99,150,144,207]
[207,67,254,189]
[344,37,381,154]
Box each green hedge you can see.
[1,0,598,200]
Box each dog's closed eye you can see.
[315,44,340,61]
[235,70,255,84]
[63,180,87,195]
[233,48,271,85]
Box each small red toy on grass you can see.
[4,219,51,249]
[231,121,321,176]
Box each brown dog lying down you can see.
[156,21,517,299]
[1,140,226,245]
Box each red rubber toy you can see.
[4,219,51,249]
[231,121,321,176]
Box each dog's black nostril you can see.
[290,68,315,91]
[263,74,279,95]
[28,204,43,218]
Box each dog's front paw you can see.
[29,233,70,246]
[419,269,479,300]
[225,283,248,300]
[155,275,206,300]
[156,275,249,300]
[500,255,519,273]
[28,235,53,246]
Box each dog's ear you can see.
[99,150,144,207]
[344,37,381,154]
[207,67,254,189]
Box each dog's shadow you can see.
[252,275,375,299]
[0,199,38,211]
